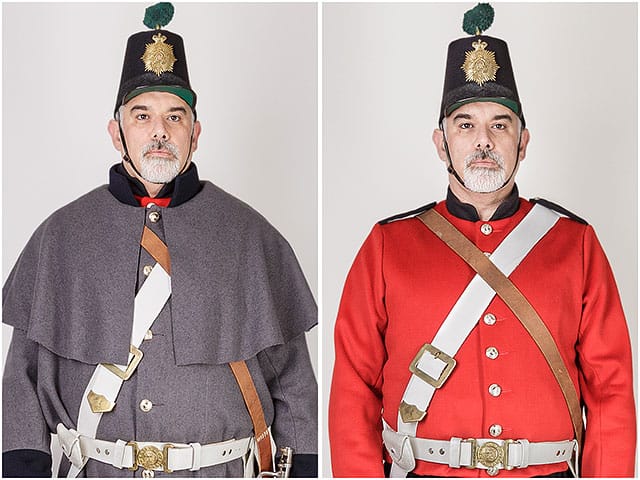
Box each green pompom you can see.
[143,2,175,29]
[462,3,494,35]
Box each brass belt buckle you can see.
[464,439,515,476]
[127,442,175,477]
[103,345,143,380]
[409,343,457,388]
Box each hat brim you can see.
[123,85,195,109]
[445,97,520,118]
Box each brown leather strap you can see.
[229,360,274,473]
[141,228,275,471]
[418,209,584,447]
[141,226,171,274]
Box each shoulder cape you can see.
[3,182,317,366]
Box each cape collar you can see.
[108,162,203,207]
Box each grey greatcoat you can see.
[3,181,318,477]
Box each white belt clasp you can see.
[382,427,416,472]
[56,424,85,469]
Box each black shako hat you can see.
[114,2,197,117]
[439,3,524,126]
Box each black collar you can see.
[108,162,203,207]
[446,185,520,222]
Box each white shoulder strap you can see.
[389,204,559,477]
[61,262,171,478]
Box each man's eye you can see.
[493,124,506,130]
[168,115,181,122]
[459,123,473,129]
[136,114,149,120]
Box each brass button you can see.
[143,265,153,276]
[148,211,161,223]
[139,399,153,412]
[488,383,502,397]
[486,347,499,359]
[480,223,493,235]
[489,424,503,437]
[483,313,497,326]
[146,202,156,209]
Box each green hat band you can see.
[123,85,196,108]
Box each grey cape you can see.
[3,181,318,477]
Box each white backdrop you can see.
[2,2,638,476]
[2,3,317,380]
[323,2,637,476]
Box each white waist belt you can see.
[57,424,251,473]
[412,437,575,469]
[382,423,576,475]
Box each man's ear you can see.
[432,128,448,163]
[190,120,202,153]
[518,127,530,163]
[107,119,124,154]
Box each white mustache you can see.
[465,149,504,168]
[142,140,179,160]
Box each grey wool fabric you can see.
[2,181,318,477]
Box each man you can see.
[3,3,318,477]
[329,3,635,478]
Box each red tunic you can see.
[329,199,636,477]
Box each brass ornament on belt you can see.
[141,33,177,76]
[475,441,504,468]
[461,39,500,86]
[137,445,164,470]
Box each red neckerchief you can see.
[134,195,171,208]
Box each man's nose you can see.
[475,126,494,150]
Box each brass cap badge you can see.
[461,39,500,86]
[141,33,177,76]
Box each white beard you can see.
[138,141,182,184]
[463,150,507,193]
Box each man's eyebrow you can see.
[128,105,188,114]
[452,113,472,121]
[452,113,514,122]
[493,114,513,122]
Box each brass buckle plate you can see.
[475,441,504,468]
[409,343,457,388]
[127,442,175,473]
[103,345,143,380]
[464,439,515,471]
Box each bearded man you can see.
[3,3,317,477]
[328,4,635,478]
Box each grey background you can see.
[323,2,637,476]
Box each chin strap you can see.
[441,121,522,194]
[117,121,152,181]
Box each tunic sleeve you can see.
[577,226,636,477]
[329,225,388,477]
[2,327,52,471]
[257,332,318,476]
